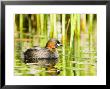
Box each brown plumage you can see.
[23,38,62,67]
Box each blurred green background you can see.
[14,14,97,76]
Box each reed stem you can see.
[62,14,66,75]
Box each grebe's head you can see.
[45,38,62,49]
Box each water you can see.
[14,41,96,76]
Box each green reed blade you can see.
[80,14,87,76]
[50,14,54,38]
[76,14,81,76]
[88,14,95,75]
[53,14,57,38]
[20,14,23,39]
[68,14,76,76]
[62,14,66,76]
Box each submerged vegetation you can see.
[14,14,97,76]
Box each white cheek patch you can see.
[57,44,61,46]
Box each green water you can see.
[14,37,96,76]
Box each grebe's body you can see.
[23,38,62,67]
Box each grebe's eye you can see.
[57,40,60,44]
[56,41,63,47]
